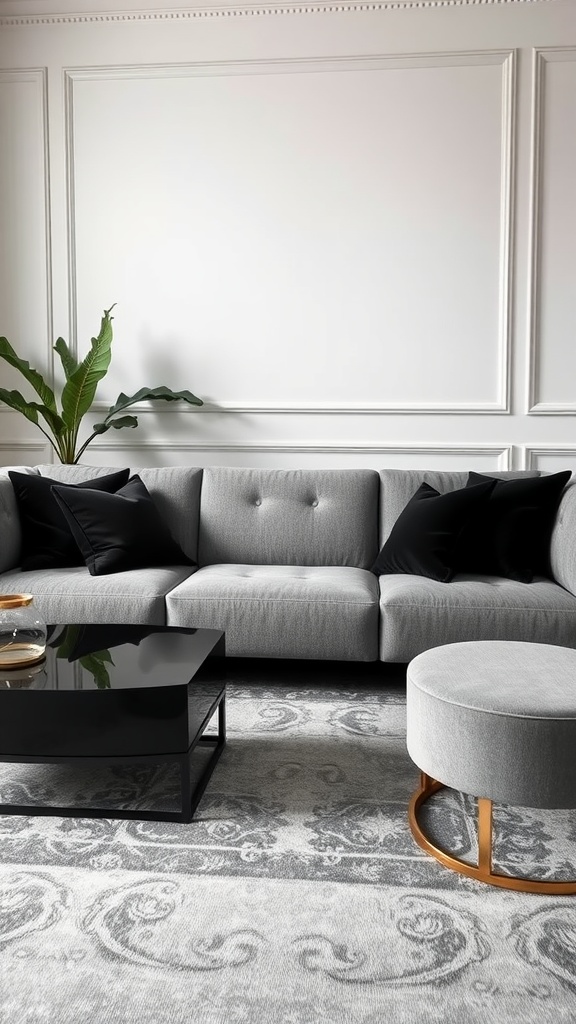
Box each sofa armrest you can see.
[550,477,576,596]
[0,472,23,573]
[0,467,38,574]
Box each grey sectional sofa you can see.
[1,463,576,662]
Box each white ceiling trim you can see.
[0,0,555,27]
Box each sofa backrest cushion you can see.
[0,466,38,573]
[198,467,379,568]
[137,468,203,563]
[378,469,541,547]
[37,465,203,564]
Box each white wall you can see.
[0,0,575,473]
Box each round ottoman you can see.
[406,640,576,894]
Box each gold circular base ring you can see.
[409,773,576,895]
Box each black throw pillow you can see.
[51,474,194,576]
[371,478,496,582]
[9,468,130,571]
[453,470,572,583]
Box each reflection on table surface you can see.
[0,624,223,691]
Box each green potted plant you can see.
[0,304,203,464]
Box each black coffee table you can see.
[0,623,225,823]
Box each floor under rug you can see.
[0,659,575,1024]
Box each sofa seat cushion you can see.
[166,564,379,660]
[379,573,576,662]
[0,566,196,626]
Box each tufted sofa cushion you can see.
[0,563,193,625]
[166,563,379,660]
[198,467,379,568]
[378,573,576,662]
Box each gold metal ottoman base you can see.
[409,772,576,895]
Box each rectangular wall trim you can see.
[0,67,52,386]
[527,47,576,414]
[524,446,576,470]
[64,49,515,414]
[86,439,512,466]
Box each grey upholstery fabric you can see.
[166,564,379,660]
[136,467,202,562]
[3,462,574,662]
[36,464,203,562]
[550,477,576,597]
[198,468,379,569]
[407,640,576,808]
[0,466,38,573]
[379,573,576,661]
[36,464,124,481]
[0,565,195,625]
[378,469,541,546]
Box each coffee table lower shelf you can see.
[0,691,226,824]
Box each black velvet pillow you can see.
[51,474,194,576]
[9,468,130,571]
[453,470,572,583]
[371,478,496,582]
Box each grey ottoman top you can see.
[407,641,576,808]
[409,641,576,719]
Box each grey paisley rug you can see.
[1,659,576,1024]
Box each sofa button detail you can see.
[254,499,262,507]
[311,499,319,508]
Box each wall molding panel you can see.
[86,439,512,470]
[64,69,78,359]
[66,49,514,414]
[527,47,576,415]
[523,447,576,471]
[91,399,505,415]
[90,440,512,455]
[0,67,52,387]
[0,442,51,465]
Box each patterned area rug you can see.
[1,659,576,1024]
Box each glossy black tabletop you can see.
[0,623,226,758]
[0,623,225,692]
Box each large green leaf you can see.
[73,413,139,463]
[60,306,115,430]
[104,386,203,421]
[0,337,58,412]
[54,337,79,381]
[0,388,65,437]
[91,415,139,435]
[0,388,39,425]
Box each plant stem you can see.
[73,432,98,463]
[33,422,65,462]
